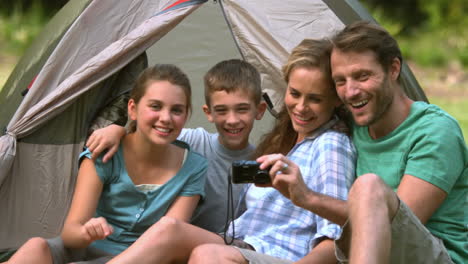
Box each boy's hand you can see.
[80,217,114,243]
[256,154,312,208]
[86,124,126,162]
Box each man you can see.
[329,21,466,264]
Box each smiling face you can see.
[331,49,397,127]
[285,67,341,142]
[203,89,266,150]
[128,80,188,146]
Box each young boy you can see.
[86,59,267,233]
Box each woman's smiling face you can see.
[285,67,341,142]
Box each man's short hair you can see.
[331,21,403,78]
[204,59,262,107]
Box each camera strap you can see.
[223,174,235,245]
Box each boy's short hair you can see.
[204,59,262,107]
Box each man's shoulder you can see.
[409,102,463,137]
[413,102,458,124]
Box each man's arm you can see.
[396,112,465,224]
[396,175,447,224]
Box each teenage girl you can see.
[3,64,207,264]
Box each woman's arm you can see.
[256,132,357,226]
[165,195,201,222]
[257,149,353,226]
[61,158,112,248]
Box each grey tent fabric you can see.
[222,0,345,114]
[0,0,206,249]
[0,0,426,251]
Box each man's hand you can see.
[86,124,126,162]
[256,154,312,208]
[80,217,114,243]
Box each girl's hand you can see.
[256,154,312,208]
[80,217,114,243]
[86,124,126,162]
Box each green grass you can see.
[429,97,468,143]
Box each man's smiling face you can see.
[331,49,395,127]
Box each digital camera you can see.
[231,160,271,184]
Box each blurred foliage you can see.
[0,1,51,54]
[362,0,468,68]
[430,98,468,141]
[0,0,68,17]
[361,0,468,34]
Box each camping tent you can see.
[0,0,427,251]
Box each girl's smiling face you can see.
[129,80,188,145]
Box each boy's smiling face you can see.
[203,89,266,150]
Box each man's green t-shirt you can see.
[353,101,467,264]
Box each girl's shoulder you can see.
[172,139,190,150]
[173,140,207,167]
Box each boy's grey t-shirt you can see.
[178,127,254,233]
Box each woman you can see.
[3,64,207,264]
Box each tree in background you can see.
[362,0,467,34]
[362,0,468,67]
[0,0,68,17]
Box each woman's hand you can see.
[86,124,126,162]
[256,154,312,208]
[80,217,114,243]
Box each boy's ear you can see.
[128,99,137,121]
[255,101,267,120]
[202,104,214,123]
